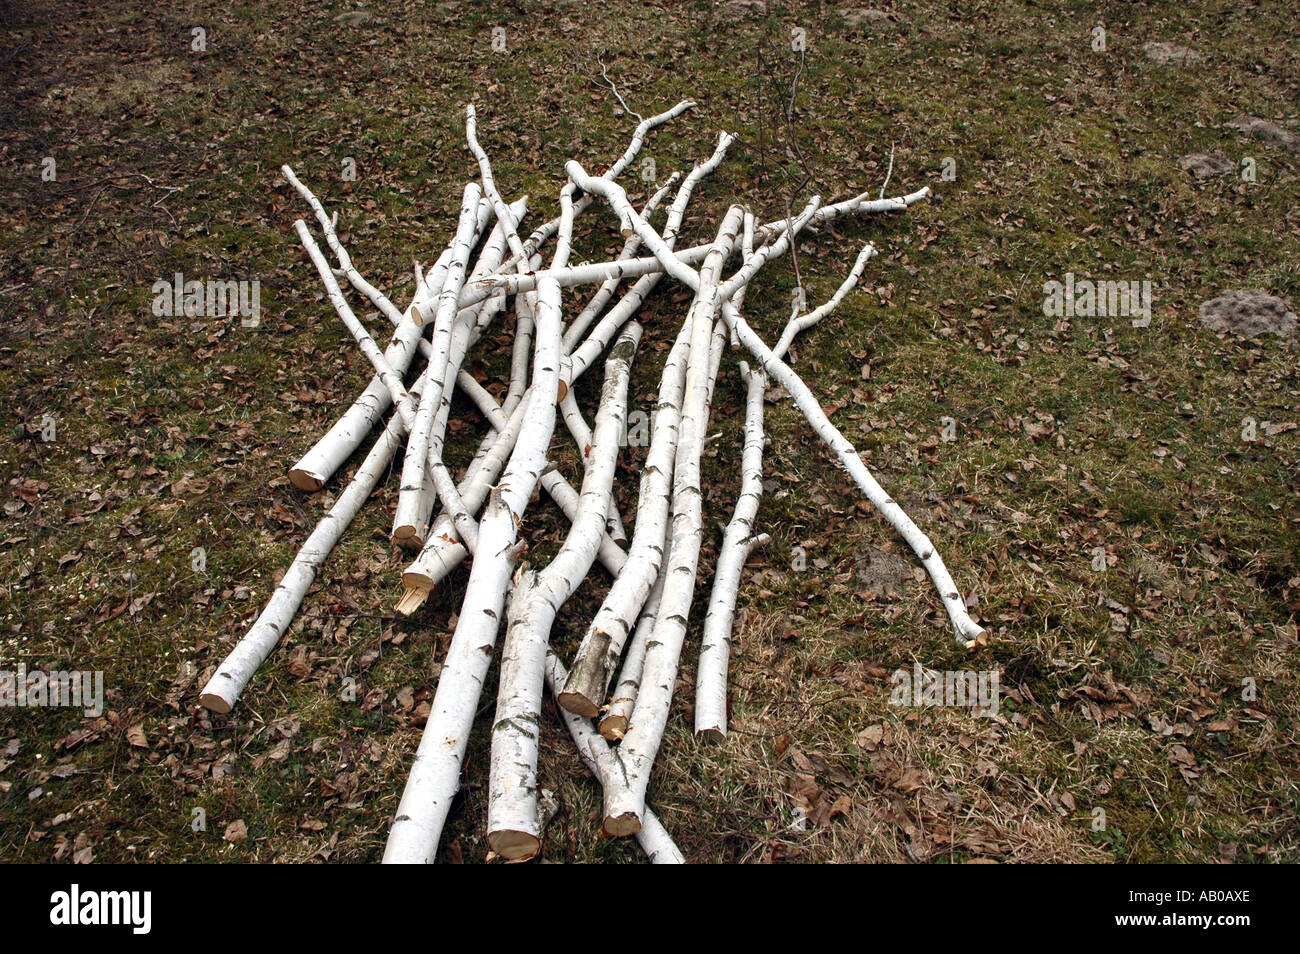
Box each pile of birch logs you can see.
[197,100,987,864]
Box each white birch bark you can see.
[544,652,684,864]
[772,241,876,359]
[295,218,488,554]
[694,360,768,740]
[559,320,690,716]
[487,325,639,860]
[382,273,564,864]
[287,199,493,491]
[465,186,930,304]
[492,98,693,276]
[200,402,417,713]
[406,206,523,541]
[293,220,418,427]
[557,388,628,545]
[555,179,677,545]
[719,296,987,647]
[392,183,483,546]
[577,170,978,650]
[560,175,678,353]
[599,522,670,740]
[393,404,523,613]
[602,207,745,834]
[397,254,644,602]
[456,369,628,578]
[695,233,872,738]
[505,258,539,412]
[557,138,733,716]
[280,164,406,330]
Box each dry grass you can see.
[0,0,1296,863]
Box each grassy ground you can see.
[0,0,1296,863]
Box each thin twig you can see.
[591,57,643,124]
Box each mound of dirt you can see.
[1229,115,1300,155]
[842,9,900,30]
[1199,290,1298,339]
[1143,42,1202,66]
[855,546,913,600]
[721,0,766,19]
[1179,151,1234,178]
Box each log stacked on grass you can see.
[198,95,986,863]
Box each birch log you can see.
[456,369,629,578]
[397,248,646,605]
[199,404,412,713]
[293,220,418,429]
[559,321,690,716]
[772,241,876,359]
[382,273,564,864]
[392,182,483,545]
[578,170,981,648]
[465,187,930,303]
[556,138,734,715]
[281,164,405,329]
[693,360,768,740]
[599,522,670,740]
[288,198,492,491]
[696,235,882,736]
[602,207,745,835]
[295,216,496,559]
[487,325,639,860]
[719,296,987,647]
[545,652,684,864]
[398,149,689,599]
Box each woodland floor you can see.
[0,0,1296,863]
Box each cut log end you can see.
[556,378,569,402]
[695,726,726,744]
[597,714,627,741]
[198,691,233,715]
[556,690,600,719]
[395,585,432,616]
[487,829,541,862]
[287,469,325,492]
[602,812,642,838]
[390,526,423,550]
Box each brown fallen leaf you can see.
[893,765,926,792]
[790,773,820,802]
[126,724,148,748]
[287,645,312,679]
[855,725,884,749]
